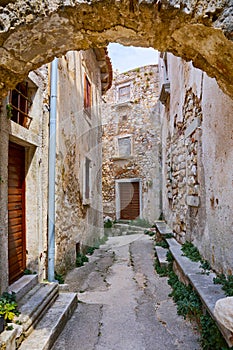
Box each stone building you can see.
[159,52,233,275]
[102,65,161,223]
[54,49,112,274]
[0,48,111,293]
[0,67,49,294]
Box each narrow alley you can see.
[52,233,200,350]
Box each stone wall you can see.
[102,65,161,223]
[0,48,108,291]
[0,1,232,99]
[55,50,104,274]
[0,66,49,293]
[160,53,233,274]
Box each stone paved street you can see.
[52,234,200,350]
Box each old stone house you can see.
[54,49,112,274]
[0,48,111,293]
[102,65,161,223]
[159,52,233,275]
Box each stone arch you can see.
[0,0,232,98]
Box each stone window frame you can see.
[8,78,37,129]
[114,134,133,159]
[82,156,92,205]
[84,72,92,118]
[115,80,133,103]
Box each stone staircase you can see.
[105,222,146,237]
[0,275,77,350]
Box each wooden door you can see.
[119,182,140,220]
[8,142,26,284]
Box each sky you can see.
[108,43,158,73]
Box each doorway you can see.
[116,179,142,220]
[8,142,26,284]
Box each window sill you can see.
[113,101,133,108]
[112,155,134,161]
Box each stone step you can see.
[18,282,59,337]
[155,246,169,268]
[154,220,174,236]
[19,292,78,350]
[0,282,59,350]
[166,238,232,347]
[113,224,146,232]
[8,274,38,302]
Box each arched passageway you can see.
[0,0,232,98]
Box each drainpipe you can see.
[48,58,58,282]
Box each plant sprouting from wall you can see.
[6,104,13,119]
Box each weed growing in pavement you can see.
[154,258,168,277]
[200,313,232,350]
[76,253,89,267]
[144,229,155,237]
[129,218,151,228]
[168,270,202,320]
[213,274,233,296]
[181,241,202,262]
[155,240,169,249]
[55,271,64,284]
[181,241,211,274]
[85,235,108,256]
[155,249,231,349]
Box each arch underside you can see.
[0,0,232,98]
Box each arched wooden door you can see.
[8,142,26,284]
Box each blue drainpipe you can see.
[48,58,58,282]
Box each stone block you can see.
[155,246,169,268]
[214,297,233,333]
[186,195,200,207]
[185,117,201,139]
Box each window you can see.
[84,157,91,202]
[84,73,92,116]
[118,84,130,102]
[9,81,33,129]
[118,136,132,157]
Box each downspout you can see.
[48,58,58,282]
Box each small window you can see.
[84,157,91,201]
[84,74,92,116]
[118,84,130,102]
[9,82,33,129]
[118,136,132,157]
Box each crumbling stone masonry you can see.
[160,53,233,275]
[102,65,161,223]
[0,1,232,99]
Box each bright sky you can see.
[108,43,158,73]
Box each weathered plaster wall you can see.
[102,65,161,223]
[55,50,104,274]
[0,66,49,293]
[0,1,232,99]
[160,53,233,274]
